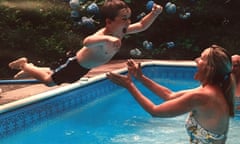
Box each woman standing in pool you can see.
[232,55,240,96]
[232,54,240,111]
[8,0,162,86]
[107,45,236,144]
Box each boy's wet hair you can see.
[101,0,129,21]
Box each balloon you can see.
[70,10,80,18]
[78,16,95,29]
[130,48,142,56]
[166,42,175,48]
[146,0,154,12]
[143,40,153,50]
[165,2,176,14]
[179,12,191,19]
[69,0,80,10]
[87,3,99,15]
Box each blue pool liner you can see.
[0,79,41,84]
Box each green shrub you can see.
[0,0,240,78]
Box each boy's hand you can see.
[152,4,163,15]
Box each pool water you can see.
[1,78,239,144]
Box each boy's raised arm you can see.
[127,3,163,34]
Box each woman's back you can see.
[193,85,229,134]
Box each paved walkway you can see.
[0,59,151,105]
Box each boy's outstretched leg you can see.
[9,57,54,86]
[9,57,28,70]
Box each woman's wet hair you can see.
[207,45,232,84]
[101,0,129,21]
[204,45,235,117]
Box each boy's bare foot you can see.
[9,57,28,70]
[14,70,30,79]
[13,63,33,79]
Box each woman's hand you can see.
[127,59,143,80]
[106,72,133,89]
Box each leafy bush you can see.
[0,0,240,78]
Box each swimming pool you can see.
[0,61,239,143]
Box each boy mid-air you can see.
[9,0,162,86]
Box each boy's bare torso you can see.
[76,28,124,69]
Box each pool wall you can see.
[0,61,196,138]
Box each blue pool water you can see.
[0,65,239,144]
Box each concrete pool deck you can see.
[0,59,198,106]
[0,59,154,105]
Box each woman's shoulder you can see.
[188,86,218,104]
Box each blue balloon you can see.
[166,42,175,48]
[143,40,153,50]
[179,12,191,20]
[70,10,80,18]
[165,2,176,14]
[143,40,148,47]
[185,12,191,17]
[130,48,142,56]
[87,3,99,15]
[79,16,95,29]
[146,0,154,12]
[165,2,172,9]
[69,0,80,10]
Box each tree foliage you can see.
[0,0,240,78]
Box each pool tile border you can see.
[0,61,197,139]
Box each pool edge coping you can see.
[0,60,196,114]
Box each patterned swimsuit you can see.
[236,96,240,112]
[185,113,226,144]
